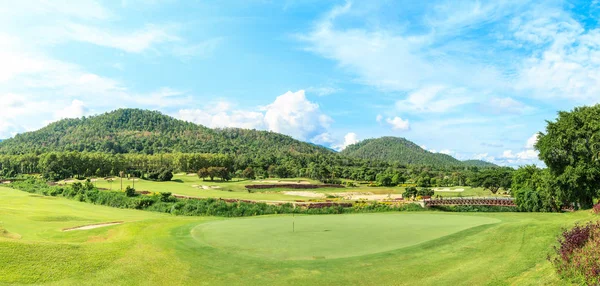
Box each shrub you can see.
[145,168,173,181]
[593,203,600,214]
[417,188,434,197]
[125,186,137,197]
[404,187,418,199]
[549,221,600,285]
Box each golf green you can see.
[191,213,500,260]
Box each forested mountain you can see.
[461,160,497,167]
[0,109,332,156]
[0,109,494,172]
[341,137,496,167]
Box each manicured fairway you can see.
[0,186,593,285]
[193,214,500,260]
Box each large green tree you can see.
[537,105,600,209]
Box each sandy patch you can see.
[282,191,327,198]
[192,185,221,190]
[331,192,403,201]
[252,180,311,184]
[1,181,11,184]
[187,173,197,176]
[434,188,465,192]
[281,191,404,201]
[64,179,76,183]
[63,221,123,231]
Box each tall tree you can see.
[537,105,600,208]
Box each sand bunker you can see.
[1,181,11,184]
[192,185,222,190]
[252,180,311,184]
[434,188,465,192]
[282,191,327,198]
[282,191,404,201]
[63,221,123,231]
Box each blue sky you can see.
[1,0,599,166]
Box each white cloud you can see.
[263,90,332,141]
[376,114,383,123]
[307,86,341,96]
[496,133,542,166]
[484,97,528,114]
[333,132,359,151]
[178,101,265,130]
[385,116,410,131]
[171,37,223,59]
[439,149,452,155]
[474,153,495,162]
[513,8,600,103]
[179,90,333,142]
[57,23,178,53]
[396,86,475,114]
[525,133,539,149]
[54,99,88,120]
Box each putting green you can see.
[192,213,500,260]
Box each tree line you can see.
[0,151,508,189]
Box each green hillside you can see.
[461,159,497,167]
[341,137,495,167]
[0,109,331,156]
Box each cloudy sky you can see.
[1,0,598,166]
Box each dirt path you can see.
[63,221,124,231]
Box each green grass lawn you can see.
[193,214,500,260]
[1,185,592,285]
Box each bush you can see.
[549,221,600,285]
[125,186,136,197]
[146,168,173,181]
[404,187,418,199]
[593,203,600,214]
[417,188,434,197]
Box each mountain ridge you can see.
[0,109,496,167]
[341,137,496,167]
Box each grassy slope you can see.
[0,186,592,285]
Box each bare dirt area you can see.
[434,188,465,192]
[1,181,11,184]
[63,221,124,231]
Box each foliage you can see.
[469,168,512,194]
[125,186,136,197]
[404,187,418,199]
[417,188,434,197]
[549,221,600,285]
[537,105,600,209]
[512,165,561,212]
[146,168,173,182]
